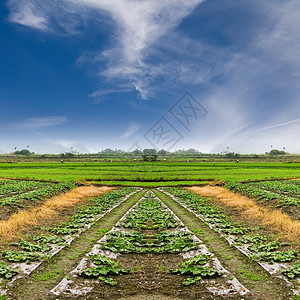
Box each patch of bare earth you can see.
[62,253,231,300]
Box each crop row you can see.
[225,181,300,207]
[0,180,55,198]
[0,181,75,207]
[254,180,300,196]
[162,188,300,283]
[0,187,136,285]
[118,196,182,229]
[103,195,198,255]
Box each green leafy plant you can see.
[80,254,130,285]
[0,262,18,279]
[253,250,298,262]
[2,250,47,262]
[282,262,300,279]
[119,198,182,230]
[13,240,52,253]
[33,234,66,245]
[248,240,286,252]
[170,255,220,286]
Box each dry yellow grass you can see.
[187,186,300,241]
[0,186,113,241]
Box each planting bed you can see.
[52,191,248,299]
[161,187,300,296]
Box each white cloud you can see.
[7,0,205,98]
[89,87,131,103]
[6,0,300,153]
[49,139,90,153]
[121,122,141,139]
[8,1,48,30]
[72,0,204,60]
[3,116,68,130]
[178,0,300,154]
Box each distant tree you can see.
[61,152,75,158]
[100,148,124,154]
[175,148,200,154]
[157,149,168,155]
[101,148,114,154]
[266,149,286,155]
[132,149,142,155]
[14,149,34,155]
[225,152,239,158]
[185,148,200,154]
[143,149,157,155]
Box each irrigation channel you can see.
[1,187,298,299]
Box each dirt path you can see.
[0,186,113,241]
[5,189,145,300]
[187,186,300,241]
[155,190,295,300]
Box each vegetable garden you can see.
[0,172,299,299]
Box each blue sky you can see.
[1,0,300,154]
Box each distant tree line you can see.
[9,147,287,158]
[14,149,35,155]
[265,149,286,155]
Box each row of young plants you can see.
[0,187,136,281]
[0,180,52,198]
[225,181,300,207]
[79,194,222,287]
[0,181,75,207]
[118,196,182,229]
[254,180,300,196]
[163,188,299,280]
[80,253,130,286]
[103,231,197,254]
[103,195,197,254]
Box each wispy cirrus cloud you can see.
[89,87,132,104]
[6,0,300,154]
[49,139,90,153]
[7,0,205,99]
[121,122,141,139]
[2,116,68,130]
[8,2,47,30]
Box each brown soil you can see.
[52,252,245,300]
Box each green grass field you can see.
[0,161,300,186]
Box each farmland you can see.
[0,161,300,186]
[0,160,299,299]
